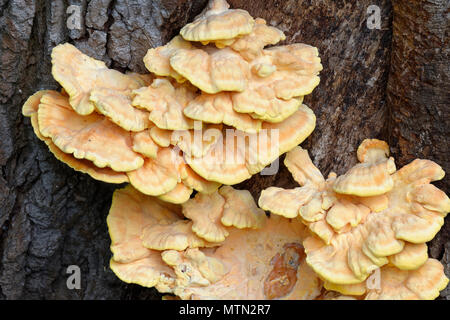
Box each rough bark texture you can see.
[386,0,450,300]
[0,0,447,300]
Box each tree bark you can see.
[386,0,450,300]
[0,0,446,299]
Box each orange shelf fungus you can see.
[179,0,255,45]
[22,90,130,184]
[51,43,148,118]
[323,258,449,300]
[107,185,322,300]
[185,106,316,185]
[260,139,449,298]
[21,0,448,300]
[25,0,322,193]
[129,0,322,184]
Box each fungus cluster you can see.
[259,139,450,299]
[23,0,321,198]
[108,185,322,299]
[21,0,448,300]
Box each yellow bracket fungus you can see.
[259,139,450,292]
[107,185,322,300]
[179,0,255,44]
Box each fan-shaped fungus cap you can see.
[170,46,249,94]
[149,126,172,147]
[333,139,396,196]
[260,44,322,100]
[284,146,325,188]
[141,220,206,251]
[126,147,183,196]
[219,186,266,229]
[107,185,182,263]
[164,215,322,300]
[23,90,130,184]
[179,0,254,43]
[90,88,151,132]
[51,43,143,115]
[229,18,286,61]
[357,139,390,163]
[132,128,159,159]
[186,105,315,185]
[183,92,263,133]
[132,78,197,130]
[181,191,228,242]
[259,186,317,219]
[231,44,322,122]
[180,185,266,243]
[110,253,176,291]
[157,183,193,204]
[46,142,129,184]
[231,86,303,123]
[260,140,450,286]
[23,90,55,141]
[37,91,144,172]
[365,259,449,300]
[143,36,191,83]
[180,164,221,194]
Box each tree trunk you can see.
[0,0,447,299]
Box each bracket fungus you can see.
[22,90,130,184]
[107,185,322,300]
[21,0,447,300]
[179,0,255,45]
[322,258,448,300]
[24,0,322,195]
[259,139,449,298]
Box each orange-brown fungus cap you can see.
[132,78,197,130]
[107,185,182,263]
[143,36,192,82]
[183,92,262,133]
[333,139,396,196]
[218,186,266,229]
[90,88,151,132]
[37,91,144,172]
[260,141,450,287]
[180,0,254,43]
[181,191,228,242]
[186,105,316,185]
[170,46,249,94]
[229,18,286,61]
[23,90,129,183]
[164,215,322,300]
[51,43,144,115]
[365,259,449,300]
[126,148,183,196]
[141,220,206,251]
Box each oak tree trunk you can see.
[0,0,447,299]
